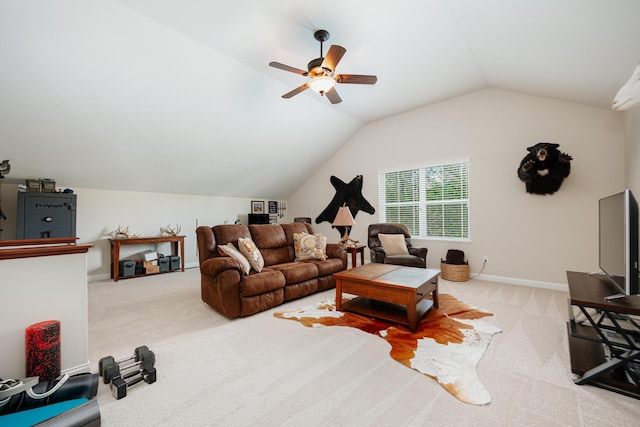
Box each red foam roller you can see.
[25,320,61,381]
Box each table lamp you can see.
[332,205,358,247]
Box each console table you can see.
[566,271,640,399]
[110,235,185,282]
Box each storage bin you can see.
[145,265,160,274]
[440,262,470,282]
[169,255,181,271]
[25,179,41,192]
[158,257,170,273]
[41,180,56,192]
[119,260,135,277]
[139,250,158,262]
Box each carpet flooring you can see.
[274,294,502,405]
[88,268,640,426]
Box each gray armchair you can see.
[367,223,427,268]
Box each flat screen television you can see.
[248,214,270,225]
[599,189,639,298]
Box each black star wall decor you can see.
[315,175,375,238]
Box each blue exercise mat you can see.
[0,398,88,427]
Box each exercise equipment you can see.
[99,345,154,383]
[0,373,98,416]
[111,366,157,400]
[98,346,157,399]
[0,398,100,427]
[25,320,61,382]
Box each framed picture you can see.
[268,201,278,214]
[251,200,265,214]
[269,214,278,224]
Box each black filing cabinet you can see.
[16,192,77,239]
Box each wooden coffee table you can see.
[334,263,440,332]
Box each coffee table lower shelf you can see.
[341,296,435,329]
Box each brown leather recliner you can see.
[367,223,427,268]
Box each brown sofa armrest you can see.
[196,225,218,265]
[326,243,348,270]
[199,258,243,319]
[326,243,345,258]
[200,256,245,277]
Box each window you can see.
[379,161,469,240]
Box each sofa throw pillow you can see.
[218,243,251,275]
[293,232,327,261]
[238,237,265,273]
[378,233,409,256]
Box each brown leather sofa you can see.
[196,222,347,318]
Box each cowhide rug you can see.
[274,293,501,405]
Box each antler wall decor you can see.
[160,224,181,236]
[109,225,140,239]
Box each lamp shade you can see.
[332,206,356,227]
[308,76,336,94]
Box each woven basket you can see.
[440,262,470,282]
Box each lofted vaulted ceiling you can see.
[1,0,639,199]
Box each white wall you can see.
[0,88,627,287]
[0,186,289,279]
[624,106,640,193]
[288,89,625,288]
[0,252,89,378]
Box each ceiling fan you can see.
[269,30,377,104]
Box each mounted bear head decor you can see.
[517,142,572,195]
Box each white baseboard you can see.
[472,273,568,292]
[88,272,111,282]
[63,362,92,376]
[88,265,568,292]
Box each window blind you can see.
[379,161,469,240]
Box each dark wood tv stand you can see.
[566,271,640,399]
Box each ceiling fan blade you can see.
[324,87,342,104]
[282,83,309,99]
[269,61,307,76]
[336,74,377,85]
[321,45,346,72]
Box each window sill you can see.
[413,237,472,243]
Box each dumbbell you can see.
[102,350,155,385]
[99,346,155,384]
[111,366,157,400]
[99,345,150,377]
[98,345,153,384]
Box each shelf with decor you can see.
[110,235,185,282]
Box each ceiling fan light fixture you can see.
[308,76,335,94]
[269,29,376,103]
